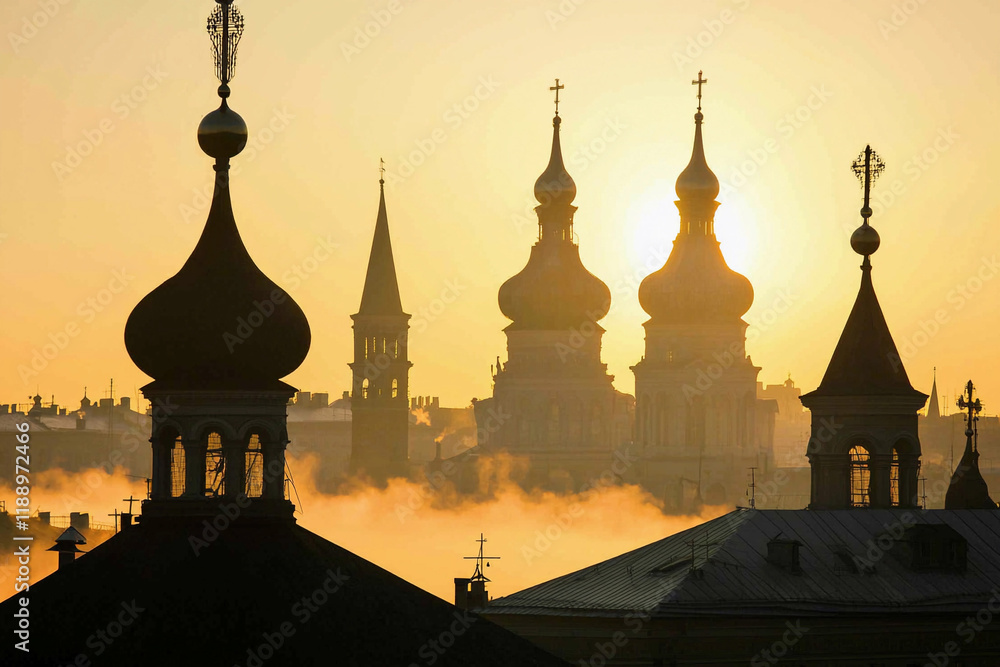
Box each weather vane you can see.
[957,380,983,451]
[207,0,246,96]
[692,70,707,112]
[463,533,500,582]
[550,78,564,116]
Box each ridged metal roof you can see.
[486,509,1000,617]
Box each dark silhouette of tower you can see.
[630,73,762,507]
[800,145,926,509]
[124,1,310,520]
[349,172,411,482]
[927,367,940,419]
[475,81,627,488]
[945,380,997,509]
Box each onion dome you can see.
[945,431,997,509]
[124,10,309,391]
[638,95,753,325]
[499,86,610,330]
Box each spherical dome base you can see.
[198,103,248,159]
[851,223,880,256]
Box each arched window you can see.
[170,436,185,497]
[391,378,398,399]
[364,337,368,360]
[890,447,901,506]
[361,378,369,399]
[245,433,263,498]
[393,338,399,357]
[849,445,870,508]
[205,432,225,497]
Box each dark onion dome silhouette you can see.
[498,105,610,330]
[945,381,998,509]
[124,79,309,391]
[638,101,753,325]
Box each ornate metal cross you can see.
[207,0,245,88]
[464,532,500,582]
[958,380,983,448]
[851,145,885,213]
[692,70,707,112]
[550,78,564,115]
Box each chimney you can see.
[296,391,311,405]
[453,577,470,609]
[76,413,87,430]
[38,511,50,525]
[120,513,133,531]
[433,397,440,409]
[469,579,488,608]
[119,396,131,412]
[343,390,350,400]
[70,512,90,532]
[313,392,329,408]
[47,527,87,570]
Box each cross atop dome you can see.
[550,78,564,116]
[692,70,707,113]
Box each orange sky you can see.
[3,0,1000,415]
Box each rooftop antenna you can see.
[464,533,500,582]
[919,476,928,509]
[747,466,757,509]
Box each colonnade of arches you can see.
[150,423,286,501]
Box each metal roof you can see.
[486,509,1000,617]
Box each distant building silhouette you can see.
[630,74,773,509]
[480,141,1000,667]
[474,82,632,490]
[349,175,412,482]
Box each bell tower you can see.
[349,166,412,482]
[124,0,310,521]
[800,145,926,510]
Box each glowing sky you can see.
[3,0,1000,414]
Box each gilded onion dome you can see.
[124,57,310,390]
[639,100,753,325]
[498,101,610,330]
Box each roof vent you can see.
[897,524,967,572]
[766,538,802,573]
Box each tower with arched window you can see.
[629,75,768,508]
[799,146,927,510]
[123,5,311,519]
[475,82,628,488]
[349,176,412,482]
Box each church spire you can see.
[807,146,921,398]
[357,161,405,316]
[945,381,997,509]
[533,79,577,215]
[928,368,941,418]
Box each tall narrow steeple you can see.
[350,165,412,483]
[927,368,941,419]
[800,145,926,510]
[358,165,404,316]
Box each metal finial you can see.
[692,70,708,113]
[957,380,982,448]
[851,145,885,218]
[379,157,385,186]
[550,78,564,116]
[463,533,500,582]
[207,1,245,97]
